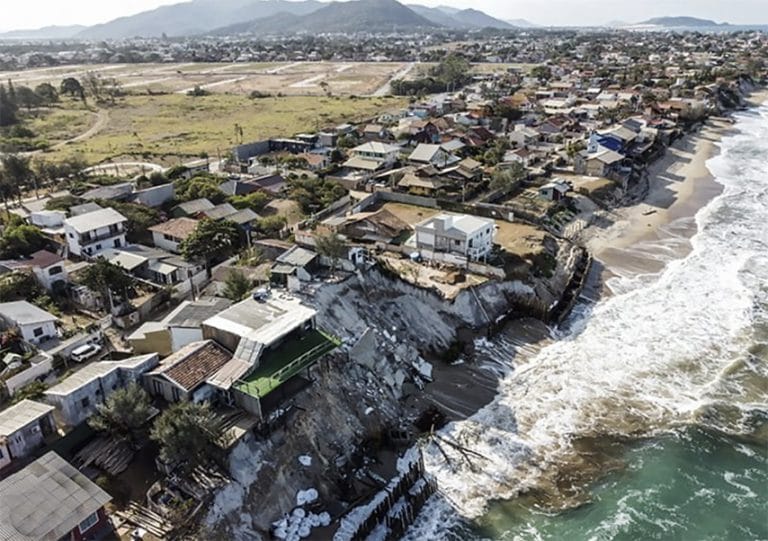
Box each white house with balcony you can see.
[349,142,401,165]
[415,213,495,262]
[64,208,128,258]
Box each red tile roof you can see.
[153,340,231,392]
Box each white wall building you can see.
[0,301,58,344]
[64,208,128,258]
[43,354,159,427]
[415,213,495,262]
[0,400,56,470]
[350,142,401,165]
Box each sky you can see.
[1,0,766,31]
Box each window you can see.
[81,397,90,408]
[48,266,63,276]
[33,327,44,337]
[113,239,121,247]
[172,387,180,401]
[95,244,102,250]
[68,232,74,238]
[78,512,99,534]
[0,447,3,459]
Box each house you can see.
[43,354,159,427]
[397,169,449,197]
[69,202,103,216]
[0,451,112,541]
[0,399,56,470]
[0,301,58,345]
[407,144,460,169]
[219,179,261,196]
[102,244,205,288]
[337,209,411,244]
[172,198,215,218]
[271,246,319,288]
[349,142,400,165]
[251,173,287,195]
[128,297,233,356]
[202,293,335,418]
[200,203,239,221]
[415,213,496,261]
[64,207,128,258]
[145,340,231,404]
[81,182,134,202]
[575,147,625,177]
[297,152,329,171]
[361,124,389,142]
[538,179,572,201]
[149,217,199,254]
[0,250,68,292]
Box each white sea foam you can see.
[404,102,768,538]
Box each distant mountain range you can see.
[0,24,87,40]
[0,0,520,39]
[638,16,725,27]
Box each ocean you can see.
[403,101,768,540]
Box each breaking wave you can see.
[405,101,768,538]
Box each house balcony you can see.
[234,329,340,400]
[80,227,124,245]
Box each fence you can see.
[334,449,437,541]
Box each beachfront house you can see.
[200,293,338,419]
[144,340,232,404]
[415,213,495,262]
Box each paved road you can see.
[371,62,417,97]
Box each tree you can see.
[253,215,286,238]
[222,269,253,301]
[60,77,85,102]
[530,65,553,83]
[0,83,18,127]
[180,219,240,278]
[0,220,47,258]
[15,86,41,112]
[88,383,152,441]
[314,232,347,272]
[229,191,270,212]
[490,162,526,192]
[96,200,161,243]
[34,83,59,104]
[78,257,135,313]
[150,401,223,472]
[0,154,32,200]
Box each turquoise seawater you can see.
[477,427,768,541]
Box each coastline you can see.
[584,88,768,282]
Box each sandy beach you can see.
[584,88,768,282]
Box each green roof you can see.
[234,329,340,399]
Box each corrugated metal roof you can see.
[0,451,111,541]
[0,400,54,437]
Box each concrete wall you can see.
[146,375,190,403]
[133,183,174,208]
[151,232,181,254]
[6,413,53,460]
[170,327,203,352]
[33,263,68,292]
[44,354,159,427]
[234,140,270,162]
[18,320,57,344]
[4,356,53,396]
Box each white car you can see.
[70,343,102,363]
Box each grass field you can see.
[44,93,405,164]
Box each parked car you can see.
[70,343,102,363]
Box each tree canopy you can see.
[150,401,224,472]
[88,383,152,441]
[180,219,240,276]
[222,269,253,301]
[78,257,134,312]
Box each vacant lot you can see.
[44,93,405,164]
[4,61,410,97]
